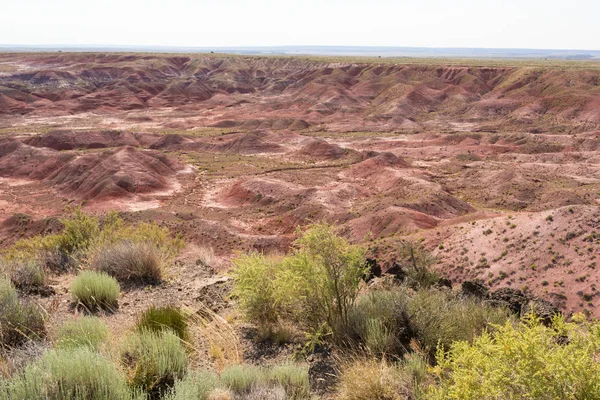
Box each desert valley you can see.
[1,52,600,399]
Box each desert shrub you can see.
[232,223,366,341]
[0,278,45,347]
[347,289,411,356]
[120,330,187,398]
[55,316,110,350]
[90,241,163,284]
[136,305,189,341]
[54,209,100,255]
[1,347,140,400]
[1,258,46,289]
[429,315,600,399]
[70,271,120,310]
[408,288,512,353]
[335,359,413,400]
[164,371,220,400]
[231,253,282,332]
[95,212,184,260]
[3,210,183,275]
[397,240,440,288]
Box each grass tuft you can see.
[55,316,110,350]
[1,347,140,400]
[136,305,189,341]
[70,271,120,310]
[120,329,187,398]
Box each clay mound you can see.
[294,139,350,161]
[0,93,32,114]
[149,134,195,150]
[45,146,182,201]
[217,178,310,208]
[348,206,439,239]
[212,118,311,131]
[361,152,409,168]
[0,141,72,178]
[25,130,141,150]
[148,81,213,106]
[208,132,284,154]
[345,152,409,181]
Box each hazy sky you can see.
[1,0,598,50]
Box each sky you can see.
[1,0,598,50]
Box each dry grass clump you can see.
[0,278,46,348]
[1,258,46,290]
[70,271,120,310]
[90,241,163,284]
[335,359,412,400]
[3,210,184,277]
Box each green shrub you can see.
[231,253,281,331]
[90,241,163,284]
[429,315,600,399]
[70,271,120,310]
[164,371,219,400]
[0,278,45,347]
[136,305,189,341]
[55,317,110,350]
[55,209,100,255]
[232,223,366,341]
[1,347,140,400]
[120,330,187,398]
[347,289,411,356]
[408,288,512,353]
